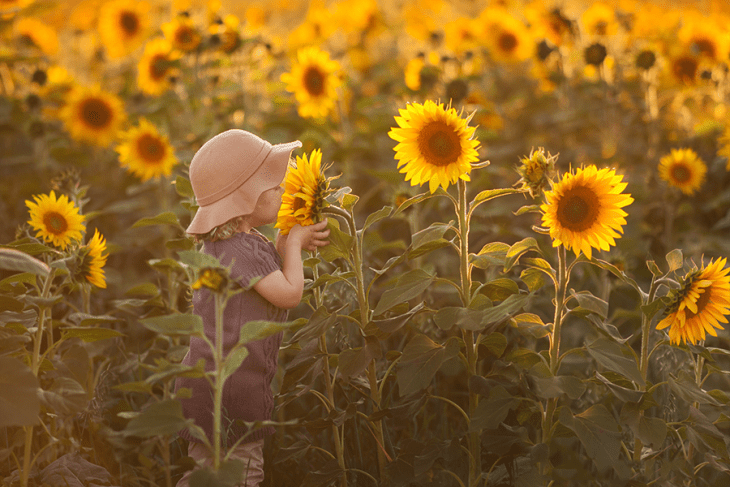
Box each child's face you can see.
[249,184,285,227]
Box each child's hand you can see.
[289,219,330,252]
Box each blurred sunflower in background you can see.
[403,51,440,92]
[98,0,150,59]
[658,148,706,195]
[162,14,202,52]
[541,165,633,260]
[580,1,618,37]
[281,46,342,119]
[116,118,178,182]
[716,125,730,171]
[677,13,729,64]
[524,2,574,48]
[137,37,181,96]
[388,100,480,194]
[443,17,481,55]
[208,13,241,53]
[25,190,86,250]
[78,229,108,288]
[666,50,700,86]
[14,17,58,56]
[1,0,33,18]
[479,8,533,64]
[276,149,335,236]
[60,85,126,147]
[657,258,730,345]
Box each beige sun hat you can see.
[186,129,302,234]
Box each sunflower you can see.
[388,100,480,194]
[26,190,86,250]
[516,147,557,198]
[116,118,177,182]
[580,2,618,37]
[60,85,126,147]
[717,125,730,171]
[1,0,33,18]
[678,13,729,63]
[479,8,533,64]
[98,0,150,59]
[443,17,481,55]
[667,51,700,86]
[286,1,336,51]
[524,2,574,47]
[137,37,181,96]
[192,268,228,292]
[541,165,633,260]
[209,13,241,53]
[79,229,108,288]
[404,52,440,92]
[162,15,202,52]
[281,46,342,119]
[657,258,730,346]
[275,149,335,236]
[658,148,706,195]
[14,17,58,56]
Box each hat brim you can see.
[186,140,302,234]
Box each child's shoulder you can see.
[209,230,273,254]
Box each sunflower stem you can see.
[313,260,347,487]
[22,268,55,487]
[457,179,480,487]
[542,245,568,475]
[212,292,225,470]
[634,276,659,465]
[330,204,386,482]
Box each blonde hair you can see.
[190,216,247,243]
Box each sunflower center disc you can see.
[43,212,68,235]
[692,39,715,59]
[150,55,168,80]
[499,33,518,52]
[137,134,165,163]
[419,122,460,167]
[594,21,608,36]
[557,186,599,231]
[686,285,711,319]
[176,28,193,46]
[671,164,691,183]
[673,57,697,83]
[81,98,112,129]
[120,11,139,36]
[304,67,325,96]
[292,196,307,213]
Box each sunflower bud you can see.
[192,267,228,292]
[516,147,557,198]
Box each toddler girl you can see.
[175,129,329,487]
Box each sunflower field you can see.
[2,0,730,485]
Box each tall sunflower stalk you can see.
[652,257,730,471]
[319,202,388,484]
[389,100,520,487]
[20,188,96,486]
[21,267,56,487]
[311,260,348,487]
[537,164,633,470]
[276,149,354,484]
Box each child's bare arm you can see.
[253,219,329,309]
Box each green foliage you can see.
[3,2,730,486]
